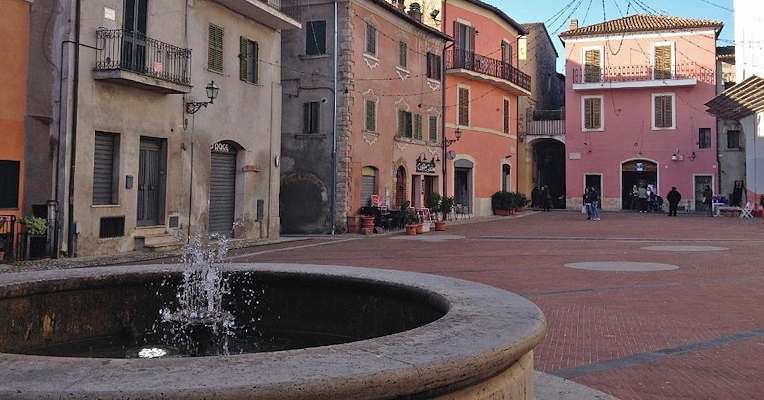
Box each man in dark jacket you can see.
[666,187,682,216]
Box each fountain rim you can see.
[0,263,546,400]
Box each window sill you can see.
[363,53,379,62]
[427,78,441,85]
[651,127,676,131]
[299,53,331,60]
[91,204,122,208]
[396,66,410,74]
[581,128,604,132]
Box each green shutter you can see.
[366,100,375,132]
[398,110,405,137]
[240,37,248,81]
[414,114,422,140]
[429,116,438,142]
[303,103,310,134]
[252,41,259,83]
[399,41,407,68]
[208,24,223,72]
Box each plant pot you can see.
[346,216,360,234]
[434,221,446,231]
[517,206,524,212]
[494,209,511,216]
[509,209,515,215]
[415,223,424,234]
[360,216,375,230]
[405,225,418,235]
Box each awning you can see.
[705,74,764,120]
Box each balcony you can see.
[445,48,531,96]
[212,0,300,30]
[94,29,192,94]
[572,62,714,90]
[527,109,565,137]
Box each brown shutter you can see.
[654,45,672,79]
[663,96,672,127]
[654,97,663,127]
[453,21,461,49]
[584,99,592,129]
[584,49,600,82]
[458,88,470,126]
[592,98,601,129]
[469,26,476,52]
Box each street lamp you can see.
[445,127,461,147]
[186,81,220,114]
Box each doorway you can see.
[209,143,237,237]
[122,0,148,72]
[502,164,511,192]
[621,160,658,209]
[454,167,471,209]
[395,166,407,208]
[137,137,164,226]
[694,175,713,212]
[584,174,602,208]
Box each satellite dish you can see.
[447,150,457,160]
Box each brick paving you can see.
[4,210,763,399]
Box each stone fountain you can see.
[0,238,546,399]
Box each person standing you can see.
[702,185,714,217]
[583,187,593,220]
[631,184,639,212]
[666,187,682,216]
[590,187,600,220]
[638,185,648,213]
[543,185,552,212]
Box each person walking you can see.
[666,187,682,216]
[702,185,714,217]
[637,185,648,213]
[531,186,540,209]
[543,185,552,212]
[590,187,600,220]
[631,184,639,212]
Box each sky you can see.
[492,0,735,73]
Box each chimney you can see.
[569,19,578,31]
[408,2,422,23]
[397,0,405,12]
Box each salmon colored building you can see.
[441,0,531,216]
[0,0,32,258]
[560,15,723,211]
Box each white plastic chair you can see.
[739,202,753,218]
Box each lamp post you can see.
[186,81,220,114]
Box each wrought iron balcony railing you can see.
[572,62,714,85]
[95,29,191,86]
[265,0,299,21]
[446,48,531,92]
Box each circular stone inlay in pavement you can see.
[565,261,679,272]
[641,245,728,252]
[390,234,465,242]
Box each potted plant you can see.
[21,214,47,236]
[491,191,513,216]
[435,196,455,231]
[514,192,528,212]
[402,207,419,235]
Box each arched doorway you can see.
[621,159,658,209]
[502,164,511,192]
[454,159,473,210]
[395,166,407,207]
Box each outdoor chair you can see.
[455,204,470,220]
[739,202,753,218]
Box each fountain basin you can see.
[0,263,546,399]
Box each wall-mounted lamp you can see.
[689,151,696,161]
[518,134,525,142]
[445,127,461,147]
[671,153,678,161]
[505,154,512,159]
[186,81,220,114]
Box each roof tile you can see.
[559,14,722,38]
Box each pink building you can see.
[560,15,723,211]
[441,0,531,216]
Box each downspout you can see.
[441,0,448,197]
[67,0,82,257]
[56,39,76,258]
[331,0,338,234]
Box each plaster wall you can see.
[563,30,719,209]
[0,0,31,219]
[734,0,764,82]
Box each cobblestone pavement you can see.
[4,210,764,399]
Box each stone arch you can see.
[280,171,330,234]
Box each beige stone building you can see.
[25,0,299,257]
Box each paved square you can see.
[220,211,764,400]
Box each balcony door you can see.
[122,0,148,72]
[454,22,475,68]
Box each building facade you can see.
[517,22,565,207]
[280,0,448,234]
[0,0,32,260]
[26,0,299,256]
[714,46,746,206]
[442,0,530,216]
[560,15,722,211]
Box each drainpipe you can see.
[440,0,449,198]
[67,0,82,257]
[331,0,338,235]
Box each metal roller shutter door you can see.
[209,152,236,237]
[362,175,375,207]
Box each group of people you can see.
[583,187,600,220]
[531,185,553,212]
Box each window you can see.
[503,99,510,134]
[414,114,423,140]
[239,37,258,83]
[365,100,376,132]
[365,23,377,56]
[398,110,413,138]
[208,24,224,72]
[303,102,320,134]
[398,41,407,68]
[583,47,602,83]
[458,87,470,126]
[582,96,603,130]
[727,130,741,149]
[653,42,673,80]
[501,40,512,65]
[0,160,20,208]
[652,94,675,129]
[93,131,119,205]
[306,20,327,55]
[698,128,711,149]
[429,116,438,142]
[426,52,441,80]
